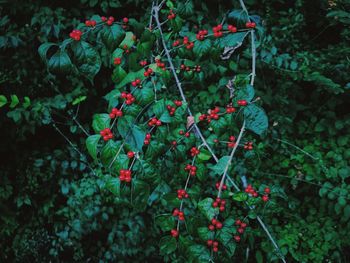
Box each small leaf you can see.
[244,104,268,136]
[0,95,7,107]
[209,156,230,175]
[100,24,125,51]
[9,95,19,108]
[86,134,101,160]
[232,192,248,202]
[197,227,212,241]
[156,215,175,231]
[48,49,73,74]
[92,113,111,133]
[215,32,248,48]
[198,197,218,220]
[105,176,120,196]
[159,236,177,255]
[197,149,212,161]
[22,96,31,108]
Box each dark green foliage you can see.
[0,0,349,262]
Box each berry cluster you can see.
[69,29,82,41]
[207,240,219,253]
[85,20,96,27]
[127,151,135,159]
[245,184,259,197]
[213,24,223,38]
[155,58,166,70]
[212,197,226,212]
[189,147,200,156]
[172,40,180,47]
[208,218,223,231]
[101,16,114,26]
[246,22,256,28]
[167,100,182,116]
[244,141,253,150]
[180,64,201,72]
[143,68,153,77]
[109,108,123,119]
[148,117,162,127]
[199,106,221,123]
[179,130,190,137]
[196,29,208,41]
[184,164,197,176]
[172,208,185,221]
[227,24,237,33]
[120,92,135,105]
[234,219,248,242]
[183,36,194,49]
[215,182,227,190]
[131,78,141,87]
[119,169,132,183]
[139,60,148,66]
[227,135,236,148]
[168,10,176,20]
[100,128,113,141]
[226,105,236,113]
[237,100,248,106]
[170,229,179,238]
[114,57,122,65]
[177,189,189,199]
[144,133,151,145]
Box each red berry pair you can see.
[244,141,253,150]
[237,100,248,106]
[109,108,123,119]
[262,187,271,202]
[155,58,166,70]
[144,133,151,145]
[148,117,162,127]
[227,24,237,33]
[228,135,236,148]
[215,182,227,190]
[120,92,135,105]
[85,20,96,27]
[226,106,236,113]
[144,68,153,77]
[208,218,223,231]
[100,128,113,141]
[119,169,132,182]
[172,40,180,47]
[131,78,141,87]
[69,29,82,41]
[139,60,147,66]
[177,189,189,199]
[105,16,114,26]
[246,22,256,28]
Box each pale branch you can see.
[217,121,246,198]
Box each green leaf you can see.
[197,227,212,241]
[100,140,120,166]
[92,113,111,133]
[0,95,7,107]
[22,96,31,108]
[86,134,101,160]
[100,24,125,51]
[188,245,211,262]
[209,156,229,175]
[156,215,175,231]
[105,176,120,196]
[232,192,248,202]
[132,179,150,211]
[159,236,177,255]
[72,95,87,105]
[193,39,211,55]
[71,41,101,81]
[244,104,268,136]
[198,197,218,220]
[48,49,73,74]
[119,31,135,48]
[9,95,19,108]
[235,84,255,102]
[215,32,248,48]
[38,42,57,65]
[197,149,212,161]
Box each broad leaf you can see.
[48,49,72,73]
[198,197,218,220]
[86,134,101,160]
[244,104,268,136]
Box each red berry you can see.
[170,229,179,237]
[264,187,271,194]
[234,235,241,242]
[213,247,218,252]
[123,17,129,23]
[207,240,213,246]
[238,228,244,234]
[127,151,135,158]
[208,224,215,231]
[262,195,269,202]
